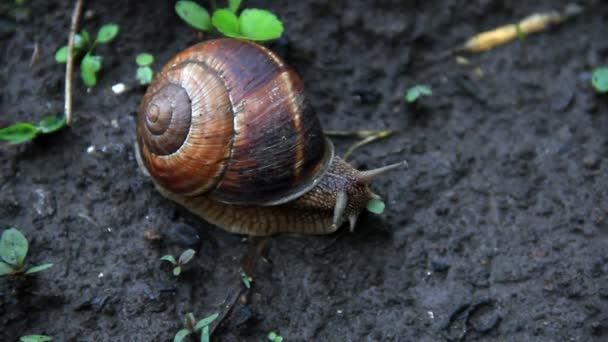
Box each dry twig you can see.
[65,0,84,126]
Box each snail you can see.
[135,38,405,236]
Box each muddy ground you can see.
[1,0,608,341]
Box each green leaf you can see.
[194,313,219,331]
[78,31,91,48]
[54,46,68,63]
[136,66,154,85]
[175,1,212,31]
[173,329,191,342]
[136,53,154,66]
[0,123,39,144]
[212,9,241,38]
[38,115,66,134]
[405,85,432,103]
[25,263,54,274]
[200,325,210,342]
[366,199,385,214]
[240,269,251,289]
[0,261,15,276]
[591,67,608,94]
[80,54,102,87]
[160,255,177,265]
[173,266,182,276]
[178,248,195,265]
[239,9,283,41]
[227,0,241,13]
[267,331,283,342]
[0,228,28,268]
[20,336,53,342]
[96,24,119,43]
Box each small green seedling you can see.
[175,0,283,41]
[405,85,433,103]
[240,269,252,289]
[0,115,66,145]
[20,335,53,342]
[366,199,385,215]
[174,312,219,342]
[267,331,284,342]
[55,24,120,87]
[161,249,195,276]
[0,228,53,276]
[591,67,608,94]
[136,53,155,85]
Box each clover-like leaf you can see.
[173,266,182,276]
[239,9,283,41]
[80,53,102,87]
[0,123,39,144]
[25,263,54,275]
[366,199,385,214]
[405,85,432,103]
[194,313,219,331]
[267,331,283,342]
[178,248,196,265]
[175,1,212,31]
[38,115,66,134]
[136,53,154,66]
[19,336,53,342]
[173,329,191,342]
[96,24,119,44]
[212,9,240,38]
[0,228,29,268]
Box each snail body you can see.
[136,39,403,236]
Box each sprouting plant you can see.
[54,24,119,87]
[174,312,219,342]
[136,53,155,85]
[366,199,385,214]
[0,115,66,145]
[0,228,53,276]
[591,67,608,94]
[267,331,284,342]
[175,0,283,41]
[405,85,433,103]
[240,269,252,289]
[20,335,53,342]
[161,249,195,276]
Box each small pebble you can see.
[31,188,55,217]
[111,83,127,94]
[143,228,162,242]
[86,145,96,154]
[583,154,600,169]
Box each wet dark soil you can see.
[2,0,608,341]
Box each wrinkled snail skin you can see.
[153,157,377,236]
[136,38,403,236]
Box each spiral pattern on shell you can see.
[136,39,334,205]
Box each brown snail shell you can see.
[137,39,333,205]
[136,39,405,236]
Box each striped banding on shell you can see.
[136,39,333,205]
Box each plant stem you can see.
[65,0,84,126]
